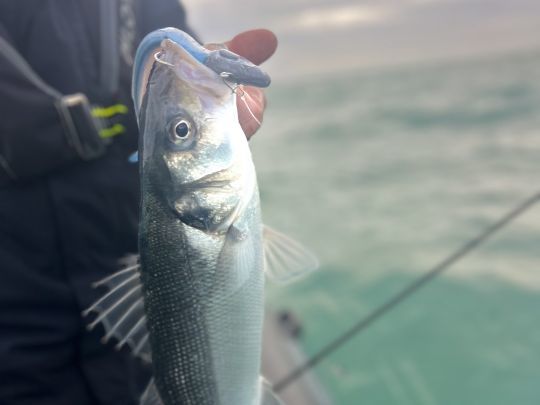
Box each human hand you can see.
[224,29,277,139]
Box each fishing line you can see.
[273,190,540,393]
[220,72,262,128]
[239,90,262,128]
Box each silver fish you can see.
[85,28,317,405]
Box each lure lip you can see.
[205,48,271,89]
[132,28,271,118]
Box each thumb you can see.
[225,29,278,65]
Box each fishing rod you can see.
[273,190,540,393]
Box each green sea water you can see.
[252,50,540,404]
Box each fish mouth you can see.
[132,44,158,117]
[132,28,271,119]
[132,28,210,118]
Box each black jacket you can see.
[0,1,195,403]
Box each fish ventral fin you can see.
[263,225,319,284]
[260,378,285,405]
[82,254,151,363]
[140,379,163,405]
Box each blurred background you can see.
[184,0,540,404]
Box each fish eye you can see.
[171,120,192,141]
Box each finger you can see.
[237,86,265,139]
[225,29,278,66]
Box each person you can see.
[0,1,277,404]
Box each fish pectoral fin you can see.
[82,254,152,363]
[263,225,319,284]
[260,378,285,405]
[140,379,163,405]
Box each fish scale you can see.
[203,192,265,404]
[84,28,317,405]
[141,177,219,404]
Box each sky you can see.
[180,0,540,80]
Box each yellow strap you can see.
[92,104,128,118]
[99,124,126,139]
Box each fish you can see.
[84,28,317,405]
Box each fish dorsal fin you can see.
[263,226,319,284]
[140,379,163,405]
[83,255,151,363]
[259,378,285,405]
